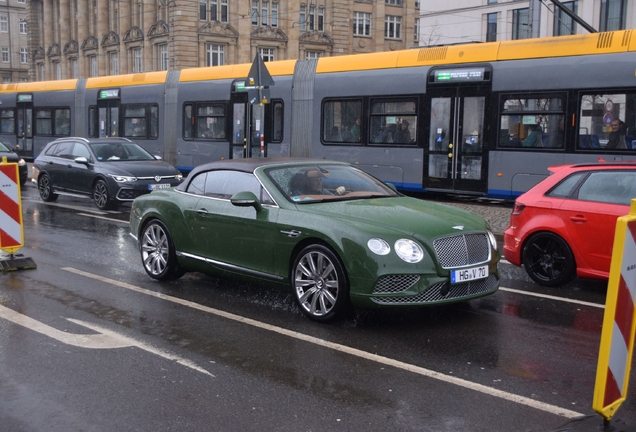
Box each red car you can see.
[503,162,636,286]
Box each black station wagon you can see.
[33,137,183,210]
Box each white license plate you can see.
[148,183,171,190]
[451,265,489,284]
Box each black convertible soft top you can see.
[176,157,344,192]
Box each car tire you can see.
[37,174,58,202]
[93,179,114,210]
[521,232,575,287]
[140,219,184,281]
[291,244,349,323]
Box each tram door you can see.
[16,96,33,159]
[96,95,120,138]
[230,83,266,159]
[424,67,491,194]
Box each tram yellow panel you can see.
[396,42,500,68]
[179,60,296,83]
[86,71,168,89]
[0,79,78,93]
[498,31,631,61]
[316,51,401,74]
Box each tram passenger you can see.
[606,119,626,149]
[522,124,542,147]
[393,120,411,144]
[340,124,353,142]
[350,117,361,142]
[375,122,396,143]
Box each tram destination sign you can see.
[432,67,488,83]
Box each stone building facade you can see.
[26,0,420,81]
[0,0,29,83]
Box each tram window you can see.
[150,106,158,139]
[88,106,97,138]
[322,99,362,144]
[183,104,193,138]
[123,104,154,139]
[498,95,565,149]
[370,99,417,145]
[0,109,14,133]
[55,108,70,136]
[35,109,52,135]
[578,93,636,151]
[272,100,283,142]
[195,103,226,140]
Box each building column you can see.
[59,0,69,78]
[142,0,155,72]
[97,0,109,75]
[77,0,88,76]
[42,0,53,80]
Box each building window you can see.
[488,0,497,3]
[1,47,8,63]
[133,48,142,73]
[2,77,9,84]
[19,20,26,34]
[600,0,626,31]
[385,16,402,39]
[55,62,62,80]
[38,64,44,81]
[159,44,168,71]
[252,1,278,27]
[259,47,275,62]
[71,58,78,78]
[385,0,402,5]
[512,8,530,40]
[486,13,497,42]
[201,0,228,22]
[354,12,371,36]
[206,44,224,66]
[110,52,119,75]
[300,5,324,31]
[17,0,25,3]
[20,48,28,64]
[306,51,321,59]
[90,55,98,77]
[554,1,577,36]
[414,18,419,42]
[0,16,7,33]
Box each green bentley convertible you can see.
[130,158,500,322]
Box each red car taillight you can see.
[512,202,525,216]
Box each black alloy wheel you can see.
[93,179,113,210]
[522,232,576,287]
[37,174,58,202]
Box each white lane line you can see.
[0,303,214,377]
[63,267,584,419]
[499,286,604,309]
[77,213,129,224]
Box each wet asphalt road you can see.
[1,181,635,431]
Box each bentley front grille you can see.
[433,233,490,269]
[370,274,498,305]
[372,275,421,294]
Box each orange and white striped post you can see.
[593,199,636,428]
[0,157,23,254]
[0,156,35,272]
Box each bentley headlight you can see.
[367,238,390,256]
[395,239,424,263]
[487,229,498,251]
[109,174,137,183]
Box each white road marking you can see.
[499,286,604,309]
[0,303,214,377]
[62,267,584,419]
[77,213,129,224]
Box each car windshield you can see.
[266,164,399,203]
[0,141,10,152]
[90,142,156,162]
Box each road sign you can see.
[246,53,274,105]
[593,199,636,421]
